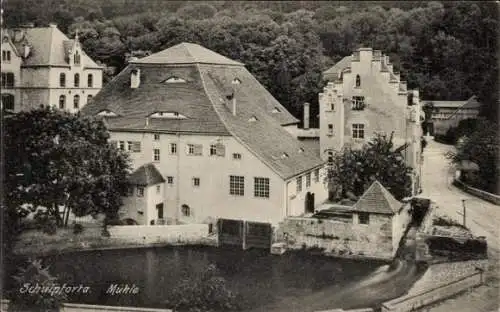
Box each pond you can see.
[12,246,426,311]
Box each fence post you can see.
[476,267,484,284]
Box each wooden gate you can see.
[218,219,272,250]
[244,221,272,250]
[218,219,244,248]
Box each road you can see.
[419,137,500,312]
[420,138,500,252]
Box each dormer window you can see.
[149,111,187,119]
[271,107,281,114]
[248,116,258,122]
[281,153,289,159]
[59,73,66,87]
[74,51,81,65]
[164,76,186,83]
[298,148,304,153]
[232,78,241,85]
[355,74,361,88]
[97,110,118,117]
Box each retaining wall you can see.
[276,216,394,260]
[108,224,209,245]
[381,270,483,312]
[453,179,500,206]
[316,308,373,312]
[0,301,172,312]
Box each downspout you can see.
[175,132,180,223]
[285,181,290,217]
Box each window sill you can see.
[327,133,334,137]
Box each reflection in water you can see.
[18,246,426,312]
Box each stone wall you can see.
[108,224,209,245]
[0,301,172,312]
[381,270,483,312]
[276,215,394,260]
[453,179,500,206]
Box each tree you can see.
[163,264,240,312]
[8,259,68,312]
[4,107,131,230]
[326,133,413,201]
[447,120,499,194]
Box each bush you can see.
[8,260,68,312]
[73,223,84,234]
[433,215,468,230]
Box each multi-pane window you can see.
[59,73,66,87]
[229,175,245,196]
[330,103,335,111]
[74,51,80,65]
[74,73,80,87]
[87,95,93,103]
[137,187,144,197]
[314,169,320,183]
[210,143,225,156]
[193,177,200,187]
[210,144,217,156]
[156,185,161,194]
[73,95,80,109]
[187,144,202,156]
[359,212,370,225]
[153,148,160,161]
[1,94,14,110]
[119,141,125,150]
[181,204,190,217]
[327,151,334,163]
[328,124,333,135]
[1,72,14,88]
[170,143,177,154]
[296,176,302,193]
[59,95,66,109]
[306,173,311,188]
[233,153,242,160]
[254,177,270,198]
[352,96,365,110]
[87,74,93,87]
[127,141,141,152]
[355,74,361,88]
[352,123,365,139]
[2,50,11,61]
[154,134,160,141]
[167,176,174,185]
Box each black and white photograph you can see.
[0,1,499,312]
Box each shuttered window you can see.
[187,144,203,156]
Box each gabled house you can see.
[320,48,424,195]
[121,163,166,225]
[1,23,103,113]
[82,42,327,226]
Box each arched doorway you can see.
[305,192,315,214]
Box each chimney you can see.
[130,68,140,89]
[303,102,310,129]
[231,78,240,116]
[145,117,149,127]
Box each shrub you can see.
[433,215,468,230]
[34,210,57,234]
[8,260,68,312]
[73,223,84,234]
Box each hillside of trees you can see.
[4,1,498,125]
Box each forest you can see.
[3,0,498,125]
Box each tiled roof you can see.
[8,26,100,68]
[352,181,402,215]
[128,163,165,186]
[323,56,352,77]
[132,42,243,66]
[82,43,319,179]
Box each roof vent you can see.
[271,107,281,113]
[248,116,258,122]
[165,76,186,83]
[232,78,241,85]
[281,153,289,159]
[298,148,304,153]
[131,68,141,89]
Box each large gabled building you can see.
[320,48,425,195]
[81,42,327,226]
[1,23,103,113]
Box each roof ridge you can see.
[196,64,289,179]
[182,43,195,62]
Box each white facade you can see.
[111,131,327,226]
